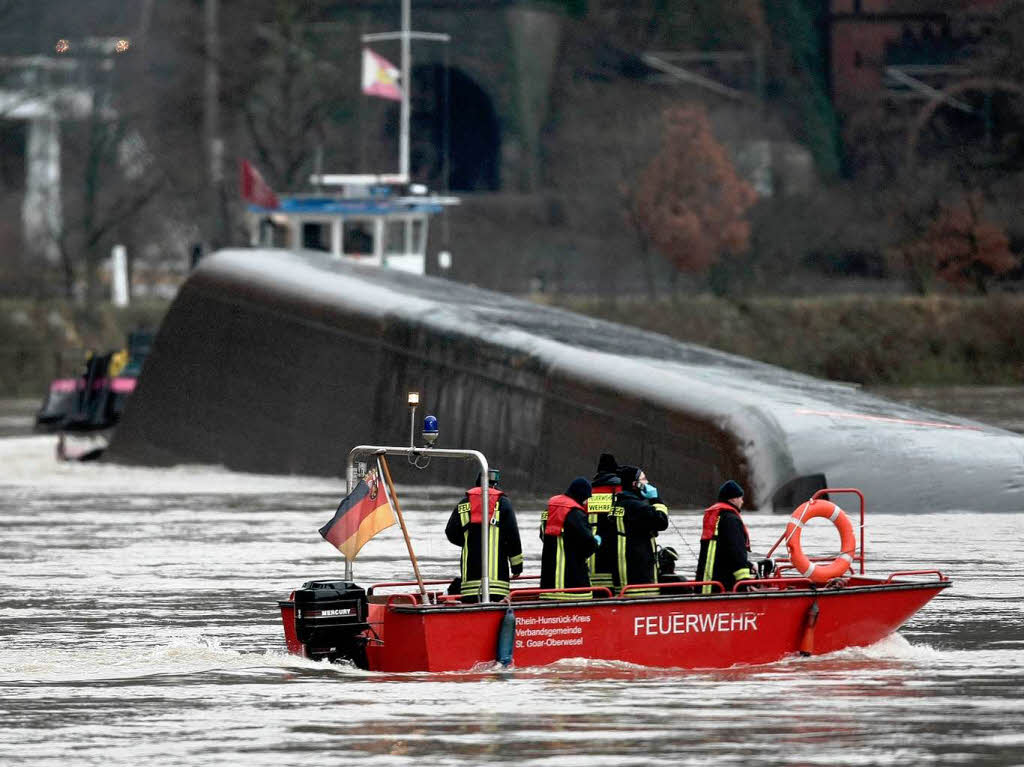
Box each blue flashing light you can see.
[423,415,439,445]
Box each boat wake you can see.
[264,632,948,683]
[832,632,941,662]
[0,632,332,683]
[0,630,952,689]
[504,633,943,677]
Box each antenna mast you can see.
[400,0,410,181]
[323,0,449,187]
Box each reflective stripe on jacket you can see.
[445,489,522,600]
[540,497,600,599]
[587,476,622,585]
[593,489,668,592]
[696,501,754,594]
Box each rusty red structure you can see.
[829,0,1003,111]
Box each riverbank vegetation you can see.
[4,293,1024,398]
[551,293,1024,386]
[0,300,168,397]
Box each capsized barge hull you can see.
[109,248,1024,511]
[280,575,949,672]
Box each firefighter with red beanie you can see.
[445,468,523,602]
[695,480,768,594]
[539,477,602,599]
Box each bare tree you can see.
[53,48,164,303]
[215,1,357,194]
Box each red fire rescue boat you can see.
[278,425,950,672]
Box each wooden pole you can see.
[764,530,787,560]
[377,453,428,601]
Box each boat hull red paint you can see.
[283,577,949,672]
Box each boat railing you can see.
[508,586,614,601]
[773,557,851,576]
[435,593,467,604]
[385,593,422,608]
[367,579,452,595]
[618,580,724,597]
[761,569,948,587]
[392,586,617,604]
[373,580,622,606]
[885,570,948,583]
[733,577,815,592]
[767,487,867,577]
[810,487,866,575]
[384,591,483,607]
[327,571,949,611]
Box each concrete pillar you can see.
[506,7,562,192]
[23,114,62,264]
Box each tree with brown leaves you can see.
[897,191,1017,295]
[629,105,757,290]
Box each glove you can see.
[511,563,523,577]
[593,534,602,546]
[641,483,658,500]
[757,558,774,578]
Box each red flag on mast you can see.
[361,48,402,101]
[240,160,280,209]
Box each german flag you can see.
[319,468,395,560]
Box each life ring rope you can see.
[784,500,857,584]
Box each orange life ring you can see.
[785,500,856,584]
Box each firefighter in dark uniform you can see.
[594,465,669,595]
[657,546,687,594]
[695,480,757,594]
[540,477,602,599]
[445,469,524,602]
[588,453,622,591]
[658,546,680,578]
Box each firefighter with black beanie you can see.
[695,480,757,594]
[595,465,669,595]
[588,453,622,590]
[539,477,602,599]
[445,469,524,602]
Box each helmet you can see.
[658,546,679,574]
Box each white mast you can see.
[312,1,449,187]
[400,0,410,182]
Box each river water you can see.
[1,393,1023,766]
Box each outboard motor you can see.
[286,580,370,666]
